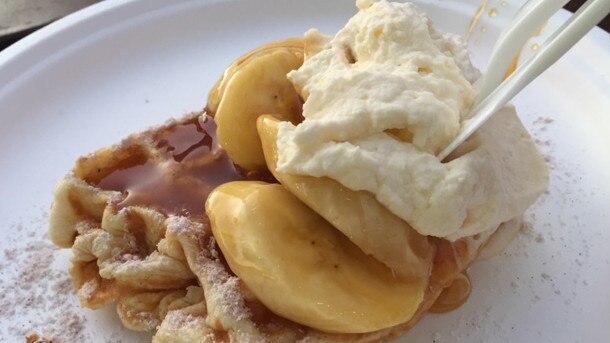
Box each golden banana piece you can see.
[256,115,434,281]
[208,39,305,171]
[206,181,426,333]
[207,39,304,113]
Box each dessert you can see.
[48,0,549,342]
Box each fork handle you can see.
[477,0,570,103]
[439,0,610,161]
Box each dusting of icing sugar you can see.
[163,310,207,330]
[78,279,98,302]
[166,216,203,236]
[208,236,220,260]
[199,246,251,323]
[0,210,88,342]
[165,216,253,332]
[126,310,160,330]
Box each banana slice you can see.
[429,271,471,313]
[256,115,434,281]
[208,39,305,171]
[207,39,304,113]
[206,181,426,333]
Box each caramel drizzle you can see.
[95,114,268,218]
[465,0,489,42]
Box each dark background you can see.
[565,0,610,31]
[0,0,608,52]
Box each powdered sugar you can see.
[0,209,156,343]
[198,249,251,324]
[166,216,202,236]
[78,279,98,302]
[162,310,207,330]
[0,211,88,342]
[126,311,160,330]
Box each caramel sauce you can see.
[212,330,230,343]
[26,335,41,343]
[96,114,268,218]
[423,237,476,316]
[429,271,472,313]
[504,23,547,79]
[465,0,489,42]
[503,51,522,80]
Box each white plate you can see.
[0,0,608,342]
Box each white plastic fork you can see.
[477,0,571,101]
[438,0,610,161]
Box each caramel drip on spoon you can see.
[465,0,489,42]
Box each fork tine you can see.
[477,0,570,102]
[439,0,610,161]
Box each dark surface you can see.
[565,0,610,32]
[0,0,101,49]
[0,0,608,52]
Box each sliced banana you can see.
[206,181,426,333]
[429,271,471,313]
[208,39,305,171]
[207,39,303,113]
[476,216,523,261]
[256,115,434,281]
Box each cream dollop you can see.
[276,0,548,240]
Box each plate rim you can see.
[0,0,609,341]
[1,0,609,93]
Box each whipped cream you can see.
[276,0,548,240]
